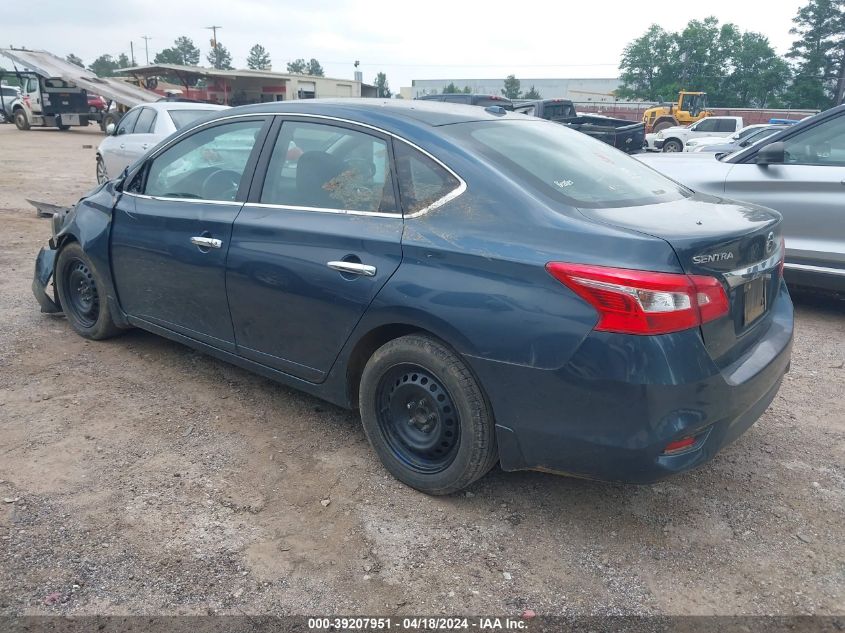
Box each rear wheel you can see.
[14,110,30,130]
[652,119,676,133]
[57,123,71,131]
[359,334,498,495]
[662,139,683,153]
[55,242,123,340]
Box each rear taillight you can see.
[778,236,785,278]
[546,262,730,335]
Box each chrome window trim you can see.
[124,192,240,206]
[138,111,467,218]
[722,246,784,288]
[244,201,401,219]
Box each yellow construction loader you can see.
[642,91,711,133]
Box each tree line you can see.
[617,0,844,109]
[60,37,395,96]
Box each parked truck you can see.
[513,98,646,153]
[0,48,158,132]
[10,73,92,130]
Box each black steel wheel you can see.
[376,363,461,474]
[64,258,99,328]
[359,334,498,495]
[54,242,123,340]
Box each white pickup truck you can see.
[651,116,744,153]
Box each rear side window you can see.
[168,109,218,130]
[474,97,513,110]
[394,142,460,213]
[446,120,687,208]
[716,119,737,133]
[261,120,397,213]
[134,108,157,134]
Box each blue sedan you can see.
[32,100,793,494]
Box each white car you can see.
[683,124,772,152]
[96,101,228,183]
[653,116,744,152]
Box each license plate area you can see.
[743,276,767,326]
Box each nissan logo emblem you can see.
[766,231,776,254]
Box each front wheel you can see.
[55,242,123,340]
[662,139,683,153]
[359,334,498,495]
[96,156,108,184]
[14,110,30,130]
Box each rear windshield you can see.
[445,120,689,208]
[168,109,219,130]
[473,97,513,110]
[543,103,576,119]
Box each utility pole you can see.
[205,26,222,50]
[130,41,135,66]
[141,35,152,64]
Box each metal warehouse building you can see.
[406,77,622,101]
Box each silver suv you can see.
[637,104,845,293]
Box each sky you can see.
[2,0,805,89]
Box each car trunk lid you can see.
[577,195,783,364]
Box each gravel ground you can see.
[0,124,843,617]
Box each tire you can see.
[652,119,675,133]
[0,109,7,124]
[662,139,683,153]
[57,124,71,131]
[359,334,498,495]
[96,156,108,184]
[101,111,121,132]
[14,109,30,130]
[55,242,123,340]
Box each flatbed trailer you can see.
[0,48,158,131]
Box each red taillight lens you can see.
[546,262,729,335]
[663,436,696,454]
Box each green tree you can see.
[501,74,521,99]
[442,81,461,93]
[154,36,201,66]
[206,41,233,70]
[524,85,542,99]
[88,54,120,77]
[287,58,307,74]
[117,53,130,69]
[374,72,392,97]
[307,58,324,76]
[247,44,272,70]
[785,0,845,107]
[462,86,472,93]
[619,18,794,106]
[287,57,324,76]
[66,53,84,68]
[617,24,678,101]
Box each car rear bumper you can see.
[465,282,793,483]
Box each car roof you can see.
[222,98,524,131]
[137,101,230,113]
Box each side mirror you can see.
[756,141,785,165]
[106,123,116,135]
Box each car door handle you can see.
[190,236,223,249]
[141,144,149,150]
[120,144,125,149]
[327,261,377,276]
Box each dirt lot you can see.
[0,124,843,617]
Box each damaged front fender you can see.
[32,246,61,314]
